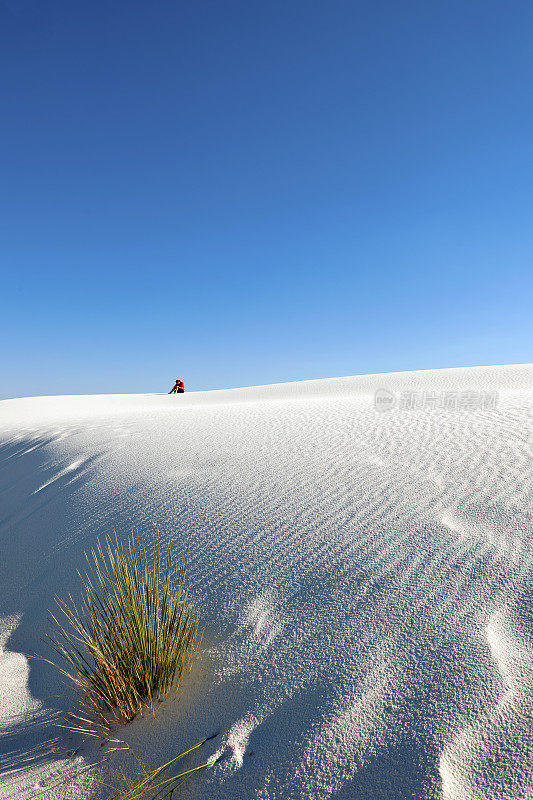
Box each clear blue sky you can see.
[2,0,532,398]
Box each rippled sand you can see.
[1,365,531,799]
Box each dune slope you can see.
[0,365,532,799]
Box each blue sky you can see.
[2,0,532,398]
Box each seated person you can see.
[169,379,183,394]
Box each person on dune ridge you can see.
[168,378,184,394]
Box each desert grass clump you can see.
[46,535,200,734]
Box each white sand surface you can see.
[0,365,532,799]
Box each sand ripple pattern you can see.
[0,365,531,799]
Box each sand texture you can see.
[0,365,532,799]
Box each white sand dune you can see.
[0,365,532,799]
